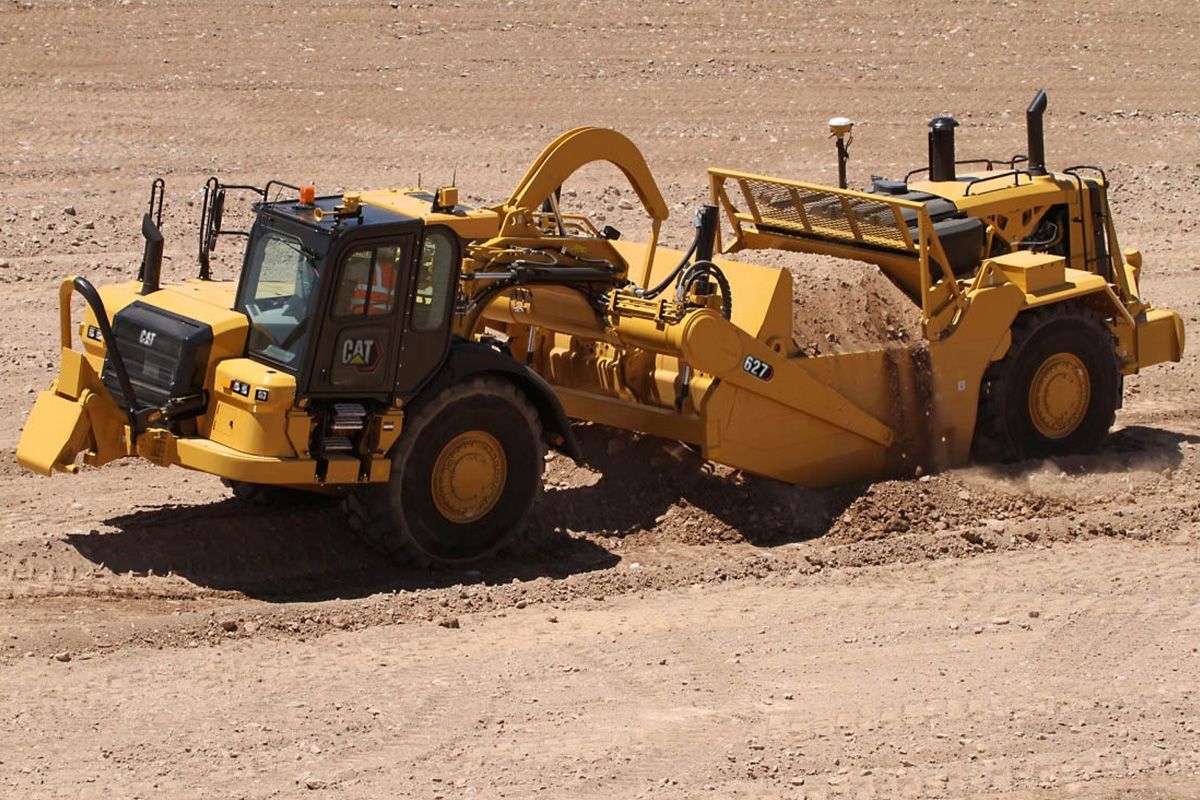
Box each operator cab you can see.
[234,192,461,402]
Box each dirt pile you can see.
[782,253,922,354]
[826,473,1065,543]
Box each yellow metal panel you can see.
[990,251,1066,294]
[91,280,243,334]
[672,310,895,447]
[504,127,669,224]
[16,391,92,476]
[323,455,361,484]
[556,386,705,444]
[83,388,134,467]
[208,399,291,458]
[374,409,405,455]
[357,189,501,240]
[174,438,318,484]
[1136,308,1185,368]
[369,456,391,482]
[701,383,886,486]
[286,411,314,458]
[56,347,93,400]
[136,427,177,467]
[1015,268,1109,307]
[206,359,302,458]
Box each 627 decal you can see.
[742,355,773,381]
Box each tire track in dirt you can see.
[3,410,1198,655]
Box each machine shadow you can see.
[66,423,1183,602]
[67,498,618,603]
[536,425,864,547]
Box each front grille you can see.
[101,300,213,411]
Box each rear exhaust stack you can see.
[1026,89,1048,176]
[927,115,960,182]
[140,214,164,295]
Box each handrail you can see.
[904,155,1029,184]
[905,158,997,183]
[1061,170,1091,277]
[60,276,141,438]
[1063,166,1123,286]
[962,170,1032,197]
[1063,164,1108,185]
[263,180,302,202]
[147,177,164,227]
[197,178,307,279]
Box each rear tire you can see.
[344,376,546,567]
[973,305,1120,462]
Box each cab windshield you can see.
[237,229,320,369]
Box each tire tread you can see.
[973,303,1119,462]
[343,376,545,567]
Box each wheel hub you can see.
[1028,352,1090,440]
[430,431,507,524]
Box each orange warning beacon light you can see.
[299,184,316,206]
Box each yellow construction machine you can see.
[16,91,1184,565]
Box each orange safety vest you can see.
[350,254,397,314]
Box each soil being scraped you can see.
[1,1,1199,797]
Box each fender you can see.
[410,337,581,461]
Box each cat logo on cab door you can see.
[341,337,381,372]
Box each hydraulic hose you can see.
[640,237,698,299]
[642,204,719,300]
[676,260,733,320]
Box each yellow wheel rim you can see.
[430,430,507,524]
[1028,352,1090,440]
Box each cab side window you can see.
[334,245,402,317]
[411,229,457,331]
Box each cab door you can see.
[306,235,415,398]
[392,225,461,396]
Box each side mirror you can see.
[210,188,226,236]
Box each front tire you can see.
[973,306,1120,462]
[345,376,545,567]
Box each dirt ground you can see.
[1,1,1198,798]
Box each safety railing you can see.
[708,168,965,326]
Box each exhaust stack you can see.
[1026,89,1048,176]
[927,115,960,182]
